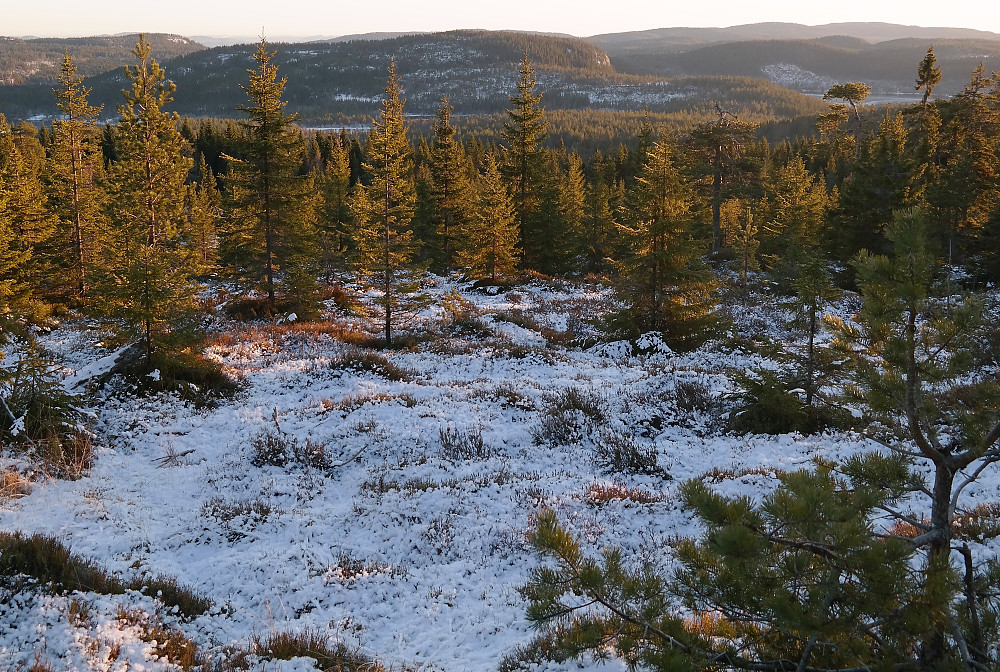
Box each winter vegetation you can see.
[2,30,1000,672]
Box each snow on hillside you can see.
[1,277,978,671]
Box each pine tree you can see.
[99,34,197,368]
[501,54,547,270]
[685,108,757,254]
[222,38,320,317]
[518,460,922,672]
[916,46,942,107]
[616,136,718,350]
[831,208,1000,668]
[48,52,105,299]
[457,153,519,283]
[791,252,840,425]
[352,60,425,344]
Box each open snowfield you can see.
[3,277,997,671]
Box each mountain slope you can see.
[0,30,825,124]
[598,33,1000,98]
[0,33,204,85]
[589,22,1000,53]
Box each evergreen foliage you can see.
[316,133,354,278]
[47,52,106,299]
[684,110,758,254]
[221,39,320,317]
[502,54,548,272]
[831,208,1000,668]
[614,135,718,351]
[0,116,35,316]
[456,153,520,283]
[429,98,474,272]
[517,459,923,671]
[352,60,427,344]
[186,153,220,274]
[97,34,198,368]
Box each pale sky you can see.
[7,0,999,39]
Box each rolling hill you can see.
[0,33,203,85]
[590,23,1000,100]
[0,30,825,124]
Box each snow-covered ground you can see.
[2,277,991,671]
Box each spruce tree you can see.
[501,54,547,271]
[720,198,760,287]
[834,112,921,261]
[0,122,56,308]
[99,34,197,368]
[616,136,717,350]
[186,153,220,274]
[558,151,586,273]
[0,116,33,315]
[316,134,353,278]
[457,153,519,283]
[222,38,320,317]
[925,65,1000,270]
[579,152,617,276]
[759,154,829,274]
[429,97,473,271]
[48,52,105,299]
[352,60,425,344]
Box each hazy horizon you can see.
[7,0,1000,41]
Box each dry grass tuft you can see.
[587,481,666,506]
[0,468,32,501]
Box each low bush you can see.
[532,386,605,447]
[440,426,492,461]
[593,431,663,476]
[673,378,717,415]
[109,348,242,407]
[250,431,332,471]
[587,481,666,506]
[329,346,414,381]
[1,336,87,455]
[0,468,32,500]
[726,368,854,435]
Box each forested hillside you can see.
[589,21,1000,51]
[0,33,203,85]
[0,29,826,123]
[602,36,1000,97]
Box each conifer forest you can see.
[3,26,1000,672]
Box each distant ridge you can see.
[590,22,1000,52]
[0,29,825,123]
[190,32,423,47]
[0,33,203,85]
[589,22,1000,100]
